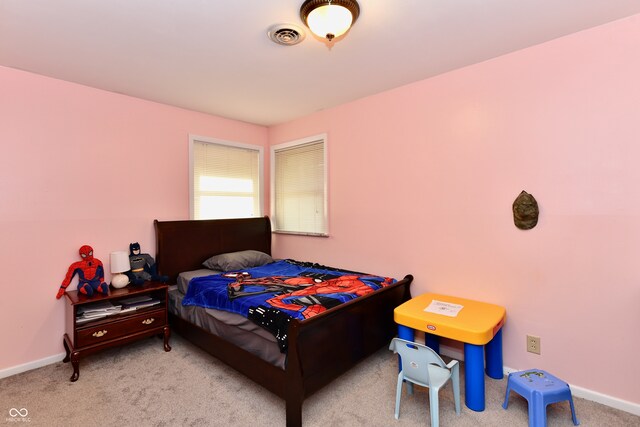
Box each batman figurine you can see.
[125,242,168,285]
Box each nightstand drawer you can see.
[76,309,166,347]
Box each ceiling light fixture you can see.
[300,0,360,43]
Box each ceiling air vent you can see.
[268,24,306,46]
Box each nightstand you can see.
[62,281,170,381]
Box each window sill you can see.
[273,231,329,238]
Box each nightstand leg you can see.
[163,326,171,352]
[63,335,71,363]
[70,351,80,382]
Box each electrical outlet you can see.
[527,335,541,354]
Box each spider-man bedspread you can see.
[182,259,396,351]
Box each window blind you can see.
[273,139,327,235]
[192,140,261,220]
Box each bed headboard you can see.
[154,217,272,283]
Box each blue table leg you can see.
[485,328,503,379]
[425,333,440,354]
[397,325,415,394]
[397,324,415,341]
[464,343,485,411]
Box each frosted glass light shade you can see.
[307,5,353,40]
[300,0,360,42]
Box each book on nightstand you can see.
[118,295,161,310]
[76,301,122,323]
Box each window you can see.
[189,135,263,220]
[271,134,327,236]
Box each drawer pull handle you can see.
[92,330,107,338]
[142,318,155,325]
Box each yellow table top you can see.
[394,293,506,345]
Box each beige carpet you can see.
[1,334,638,426]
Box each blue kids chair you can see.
[503,369,579,427]
[389,338,461,427]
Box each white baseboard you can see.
[570,384,640,416]
[0,353,66,380]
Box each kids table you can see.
[394,293,506,411]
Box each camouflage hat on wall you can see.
[513,190,538,230]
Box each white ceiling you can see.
[2,1,639,126]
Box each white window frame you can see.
[189,134,264,220]
[270,133,328,236]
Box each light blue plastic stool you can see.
[503,369,579,427]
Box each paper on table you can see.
[424,299,464,317]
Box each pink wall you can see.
[269,15,640,404]
[0,67,267,370]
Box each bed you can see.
[154,217,413,427]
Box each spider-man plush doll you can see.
[56,245,109,299]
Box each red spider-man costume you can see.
[56,245,108,299]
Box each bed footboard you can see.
[284,274,413,426]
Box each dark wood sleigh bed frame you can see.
[154,217,413,427]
